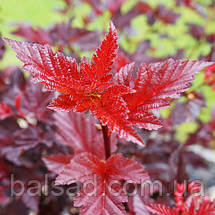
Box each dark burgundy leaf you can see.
[168,145,188,183]
[19,81,53,124]
[171,94,205,125]
[147,5,180,25]
[0,200,29,215]
[176,0,192,7]
[188,23,205,40]
[12,24,51,45]
[54,111,117,159]
[48,20,101,51]
[111,2,152,29]
[1,125,53,165]
[56,153,149,215]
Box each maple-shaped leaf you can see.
[4,23,141,144]
[53,111,117,159]
[4,22,117,88]
[4,23,213,146]
[56,152,149,215]
[118,59,213,131]
[3,23,117,111]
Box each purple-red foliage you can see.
[1,1,215,214]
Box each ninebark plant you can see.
[4,23,215,215]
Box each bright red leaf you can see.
[120,59,212,130]
[113,51,131,73]
[56,152,149,215]
[4,23,213,146]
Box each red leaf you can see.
[114,62,134,87]
[0,102,12,120]
[91,21,118,81]
[196,200,215,215]
[146,204,178,215]
[113,51,131,74]
[56,153,149,215]
[53,111,117,159]
[121,59,213,130]
[3,23,118,113]
[91,85,144,145]
[48,94,77,111]
[132,59,211,108]
[3,37,79,92]
[5,25,213,146]
[128,111,163,130]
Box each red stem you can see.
[102,125,111,160]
